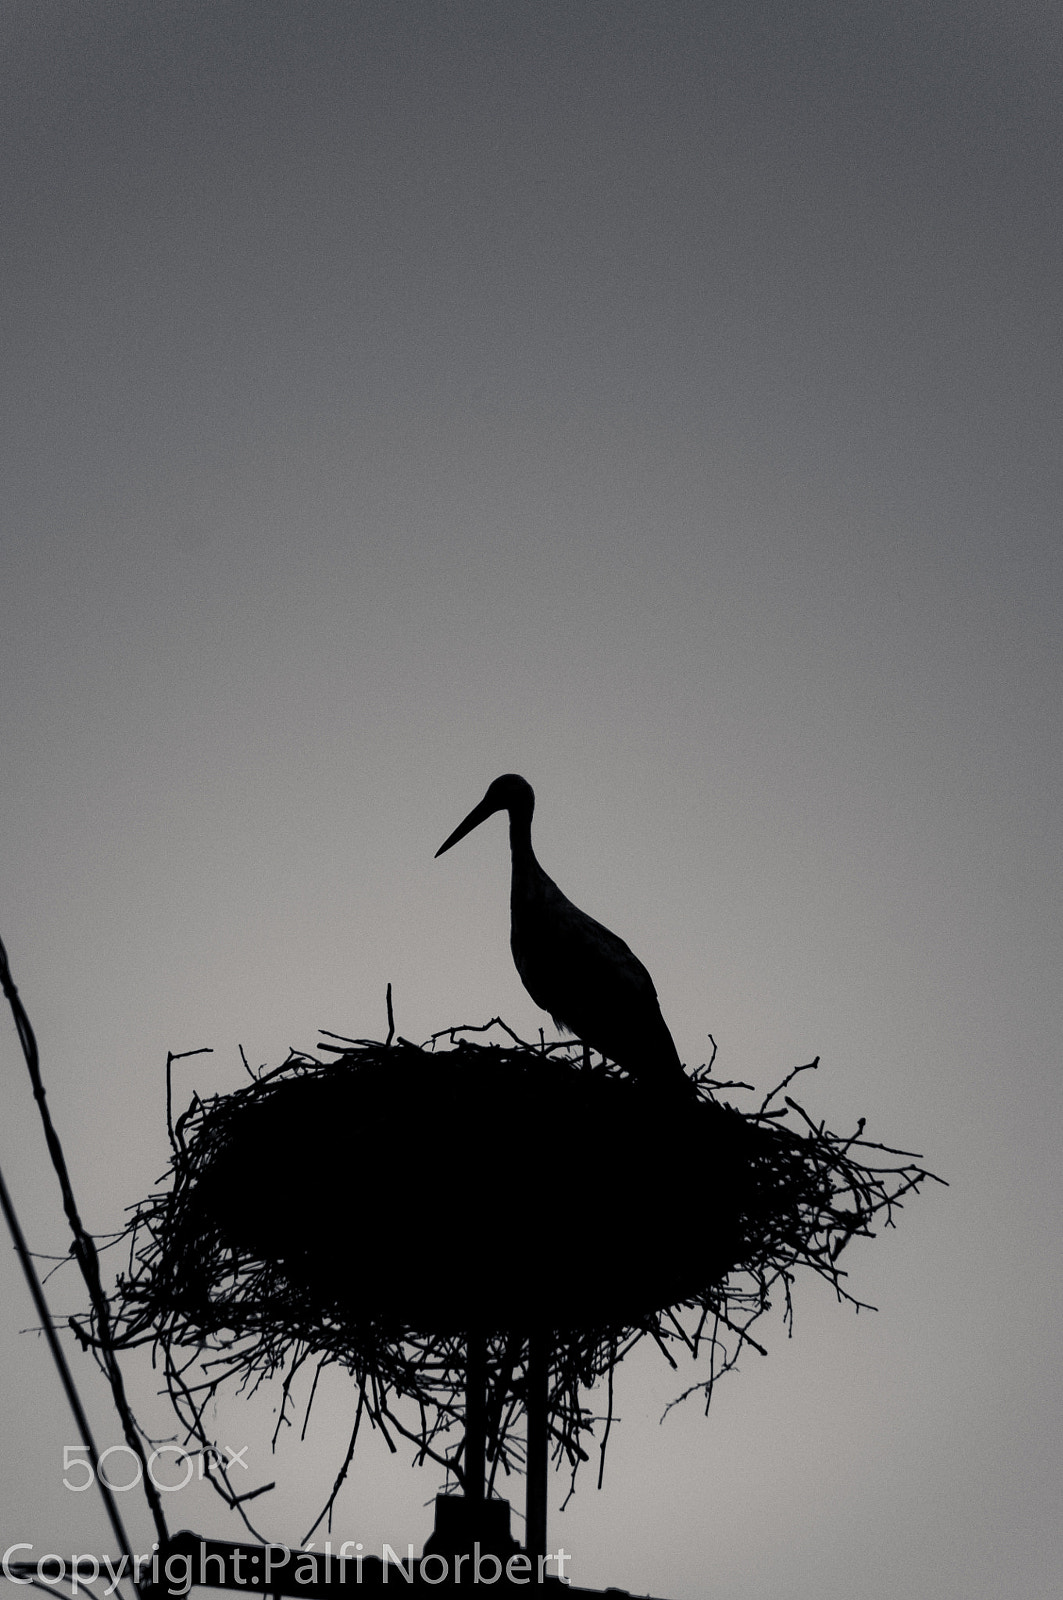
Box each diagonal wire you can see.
[0,931,169,1585]
[0,1156,141,1600]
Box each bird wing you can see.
[512,873,682,1075]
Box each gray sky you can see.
[1,4,1060,1597]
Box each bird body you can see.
[436,774,692,1097]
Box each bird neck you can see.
[507,805,537,876]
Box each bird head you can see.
[435,774,534,857]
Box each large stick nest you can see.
[82,1022,939,1538]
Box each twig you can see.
[166,1048,212,1148]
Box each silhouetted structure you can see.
[436,775,693,1098]
[3,858,942,1597]
[86,1024,938,1578]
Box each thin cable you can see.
[0,1156,140,1600]
[0,932,169,1577]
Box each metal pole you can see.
[525,1326,548,1569]
[464,1329,487,1505]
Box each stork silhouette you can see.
[436,774,694,1098]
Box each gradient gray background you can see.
[2,4,1060,1597]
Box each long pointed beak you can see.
[435,794,501,857]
